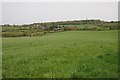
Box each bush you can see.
[30,32,44,36]
[2,32,25,37]
[64,27,79,31]
[95,27,103,31]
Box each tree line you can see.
[1,19,119,37]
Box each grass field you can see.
[2,30,118,78]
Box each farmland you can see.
[2,20,118,37]
[2,30,118,78]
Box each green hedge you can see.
[2,32,25,37]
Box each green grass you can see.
[64,24,105,30]
[2,30,118,78]
[64,24,97,27]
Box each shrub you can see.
[95,27,103,31]
[2,32,25,37]
[64,27,79,31]
[30,32,44,36]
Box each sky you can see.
[2,2,118,25]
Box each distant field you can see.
[2,30,118,78]
[63,24,110,30]
[64,24,98,28]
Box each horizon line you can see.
[1,19,118,25]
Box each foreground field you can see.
[2,30,118,78]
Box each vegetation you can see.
[2,19,118,37]
[2,19,118,78]
[2,30,118,78]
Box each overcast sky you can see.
[2,2,118,25]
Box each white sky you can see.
[2,2,118,25]
[1,0,119,2]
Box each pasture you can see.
[2,30,118,78]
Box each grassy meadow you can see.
[2,30,118,78]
